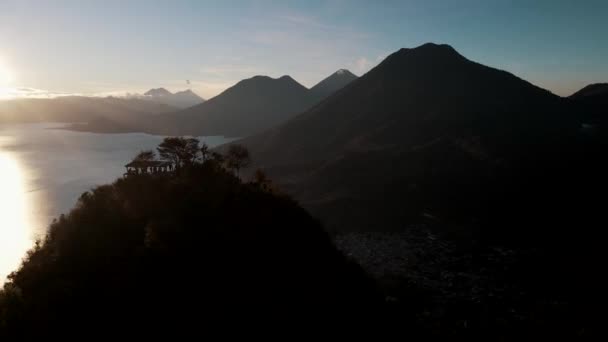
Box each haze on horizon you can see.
[0,0,607,100]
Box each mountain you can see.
[143,71,356,137]
[147,75,315,137]
[144,87,173,97]
[169,89,205,108]
[568,83,608,130]
[0,96,176,129]
[309,69,358,101]
[237,43,598,235]
[143,88,204,108]
[569,83,608,99]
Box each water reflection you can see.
[0,152,38,283]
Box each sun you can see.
[0,61,15,99]
[0,62,14,86]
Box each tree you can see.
[132,150,156,162]
[226,144,251,177]
[157,137,200,167]
[200,143,210,162]
[253,168,271,191]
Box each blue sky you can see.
[0,0,606,98]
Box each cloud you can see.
[0,86,82,99]
[354,57,371,73]
[1,86,153,100]
[349,57,378,75]
[346,52,390,76]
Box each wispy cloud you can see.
[351,57,371,74]
[348,52,389,75]
[0,86,82,99]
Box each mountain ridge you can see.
[236,42,583,233]
[569,83,608,98]
[144,88,173,97]
[142,71,356,137]
[309,69,358,101]
[142,87,204,108]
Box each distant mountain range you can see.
[141,70,358,137]
[145,75,314,137]
[0,70,358,136]
[0,96,176,129]
[141,88,204,109]
[0,87,205,127]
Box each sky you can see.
[0,0,607,99]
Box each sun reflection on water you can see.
[0,152,36,284]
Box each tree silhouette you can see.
[200,143,210,162]
[226,144,251,177]
[157,137,200,167]
[253,168,272,191]
[132,150,156,162]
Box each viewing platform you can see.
[124,160,174,176]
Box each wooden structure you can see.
[124,160,174,176]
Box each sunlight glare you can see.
[0,62,14,85]
[0,153,35,284]
[0,60,15,99]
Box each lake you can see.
[0,123,234,283]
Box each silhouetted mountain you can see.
[238,43,597,235]
[569,83,608,98]
[170,89,204,107]
[147,75,315,137]
[230,43,606,337]
[55,71,355,136]
[568,83,608,130]
[143,88,204,108]
[309,69,358,101]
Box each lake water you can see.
[0,123,234,283]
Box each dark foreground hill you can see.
[0,156,378,337]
